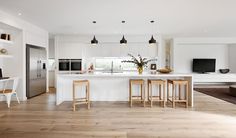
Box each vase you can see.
[137,67,143,74]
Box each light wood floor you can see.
[1,90,236,138]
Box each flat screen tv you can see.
[192,59,216,73]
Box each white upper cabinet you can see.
[57,42,158,58]
[55,35,160,59]
[58,42,85,59]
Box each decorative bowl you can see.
[0,48,8,54]
[157,68,172,74]
[219,69,230,74]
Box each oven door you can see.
[59,59,70,71]
[71,59,82,71]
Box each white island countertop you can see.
[57,72,194,107]
[57,72,193,77]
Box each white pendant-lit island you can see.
[56,72,194,107]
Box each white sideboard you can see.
[193,73,236,83]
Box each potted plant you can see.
[122,53,157,74]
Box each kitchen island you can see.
[56,72,194,107]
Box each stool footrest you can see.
[131,96,142,98]
[148,98,165,101]
[74,98,87,100]
[167,99,187,102]
[74,99,88,102]
[131,98,145,101]
[73,101,89,105]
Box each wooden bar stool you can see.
[147,79,166,107]
[167,79,188,108]
[129,79,145,107]
[73,80,90,111]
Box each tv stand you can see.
[193,73,236,83]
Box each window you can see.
[94,57,157,71]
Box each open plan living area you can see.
[1,0,236,138]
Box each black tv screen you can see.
[193,59,216,73]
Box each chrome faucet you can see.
[111,61,114,73]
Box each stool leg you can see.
[87,83,90,109]
[159,84,162,101]
[129,81,131,104]
[186,83,188,108]
[172,84,175,108]
[150,83,153,107]
[167,82,169,103]
[73,84,76,111]
[143,83,145,107]
[175,85,178,100]
[147,81,150,102]
[163,83,166,108]
[179,84,181,100]
[130,82,132,108]
[141,84,143,103]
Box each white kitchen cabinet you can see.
[58,42,84,59]
[57,40,159,59]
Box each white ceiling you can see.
[0,0,236,37]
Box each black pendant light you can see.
[149,35,156,44]
[120,21,127,45]
[120,35,127,44]
[91,21,98,45]
[91,35,98,45]
[149,20,157,44]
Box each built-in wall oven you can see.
[71,59,82,71]
[59,59,70,71]
[58,59,82,71]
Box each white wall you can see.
[0,10,48,101]
[48,38,55,87]
[49,38,55,59]
[172,38,236,73]
[229,44,236,73]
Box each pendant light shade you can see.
[149,35,156,44]
[120,35,127,44]
[91,35,98,45]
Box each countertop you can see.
[57,72,193,78]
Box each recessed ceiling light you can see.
[18,12,22,16]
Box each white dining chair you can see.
[0,77,20,108]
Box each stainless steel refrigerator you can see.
[26,44,47,98]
